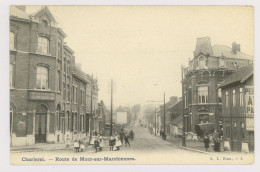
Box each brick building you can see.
[219,64,254,152]
[181,37,253,136]
[9,6,98,146]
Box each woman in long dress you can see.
[114,134,122,151]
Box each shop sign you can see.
[245,86,254,131]
[29,91,55,101]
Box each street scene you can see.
[9,6,254,165]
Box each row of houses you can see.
[10,6,106,146]
[158,37,254,152]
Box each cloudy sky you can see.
[25,6,254,107]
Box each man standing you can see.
[119,129,124,145]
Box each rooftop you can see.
[219,63,253,88]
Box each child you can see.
[124,133,130,147]
[74,139,80,152]
[109,136,115,151]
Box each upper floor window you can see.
[198,86,208,103]
[233,89,236,106]
[219,57,225,67]
[57,71,61,92]
[37,37,49,55]
[58,40,62,59]
[67,84,70,102]
[67,61,70,73]
[240,88,244,106]
[226,91,229,107]
[36,67,48,89]
[10,64,14,87]
[10,32,15,50]
[199,56,207,69]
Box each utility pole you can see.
[155,107,156,136]
[164,92,166,132]
[110,79,113,136]
[181,65,186,147]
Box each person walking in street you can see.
[114,134,122,151]
[203,135,211,152]
[74,139,80,152]
[129,130,135,141]
[119,129,124,146]
[124,133,130,147]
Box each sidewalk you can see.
[154,134,244,155]
[11,136,110,153]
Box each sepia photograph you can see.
[8,5,255,166]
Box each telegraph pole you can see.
[181,66,186,147]
[110,79,113,136]
[155,107,156,136]
[164,92,166,132]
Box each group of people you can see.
[203,130,221,152]
[108,129,135,151]
[73,129,135,152]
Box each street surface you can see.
[10,123,254,164]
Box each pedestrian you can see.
[98,134,104,151]
[109,136,115,151]
[114,134,122,151]
[124,133,130,147]
[119,129,124,145]
[74,139,80,152]
[79,137,86,152]
[203,135,210,152]
[129,130,135,141]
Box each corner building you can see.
[10,6,90,146]
[182,37,252,136]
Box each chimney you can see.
[16,5,26,12]
[232,42,240,54]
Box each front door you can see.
[35,105,47,143]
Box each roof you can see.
[212,45,253,60]
[194,37,213,56]
[10,6,31,21]
[171,114,183,126]
[219,63,254,88]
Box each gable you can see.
[32,6,58,26]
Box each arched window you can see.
[10,32,15,50]
[37,36,49,55]
[36,66,49,89]
[67,111,71,131]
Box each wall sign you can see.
[29,91,55,101]
[245,86,254,131]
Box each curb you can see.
[179,146,210,154]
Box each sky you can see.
[25,6,254,108]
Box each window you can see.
[219,58,225,67]
[82,90,85,105]
[10,32,15,50]
[63,57,66,73]
[218,88,222,103]
[37,37,49,55]
[199,56,206,69]
[57,71,61,92]
[10,64,14,87]
[36,67,48,89]
[74,113,78,131]
[57,105,61,130]
[226,91,229,107]
[198,86,208,103]
[67,112,71,131]
[67,61,70,73]
[67,84,70,102]
[74,86,77,103]
[226,122,230,139]
[63,83,66,100]
[240,88,243,106]
[233,90,236,106]
[58,40,62,59]
[79,115,85,131]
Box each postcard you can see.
[9,5,254,165]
